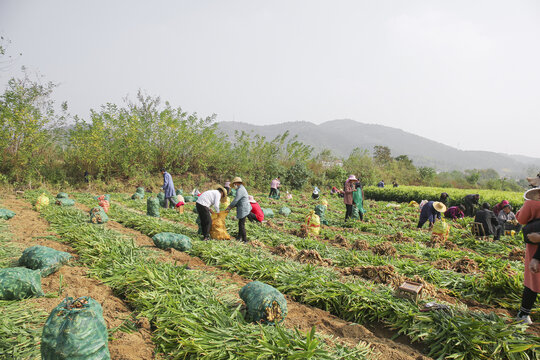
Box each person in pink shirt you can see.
[515,187,540,324]
[492,200,510,216]
[269,177,280,198]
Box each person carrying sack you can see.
[196,185,228,241]
[226,177,252,243]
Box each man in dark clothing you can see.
[439,192,449,206]
[473,202,502,240]
[463,194,480,217]
[417,201,446,228]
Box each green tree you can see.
[285,163,311,190]
[418,167,436,184]
[373,145,392,166]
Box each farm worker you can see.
[417,201,446,228]
[269,177,280,198]
[196,186,228,241]
[492,200,510,216]
[344,175,359,221]
[463,194,480,217]
[515,187,540,324]
[353,181,365,221]
[160,168,176,209]
[392,180,398,188]
[498,204,522,234]
[331,186,339,195]
[224,180,231,195]
[377,180,385,188]
[247,195,264,223]
[439,192,450,206]
[312,186,320,200]
[286,191,292,200]
[444,205,465,220]
[225,177,252,243]
[473,203,502,240]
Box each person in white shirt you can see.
[196,185,227,241]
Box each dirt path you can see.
[91,202,430,360]
[2,196,155,360]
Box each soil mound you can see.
[371,242,397,256]
[272,244,298,258]
[386,232,414,243]
[296,249,333,266]
[453,258,479,274]
[352,239,370,251]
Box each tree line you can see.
[0,69,526,192]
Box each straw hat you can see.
[433,202,446,213]
[524,188,540,201]
[347,175,358,182]
[232,177,243,184]
[248,195,256,203]
[527,176,540,187]
[215,185,227,196]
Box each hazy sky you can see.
[1,0,539,157]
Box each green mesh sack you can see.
[0,208,16,220]
[314,205,328,226]
[152,232,192,251]
[176,189,183,196]
[55,198,75,206]
[147,197,160,217]
[41,296,110,360]
[0,267,44,300]
[262,208,274,219]
[192,206,198,214]
[131,193,144,200]
[56,192,69,199]
[239,281,287,325]
[278,207,291,217]
[18,246,72,277]
[136,187,145,195]
[89,207,109,224]
[157,192,165,207]
[269,188,280,200]
[351,206,360,219]
[183,195,195,203]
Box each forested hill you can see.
[217,119,539,177]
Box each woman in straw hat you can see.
[195,185,228,241]
[515,187,540,324]
[225,177,252,242]
[343,175,358,221]
[417,201,446,229]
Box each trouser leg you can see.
[196,203,212,238]
[417,217,428,228]
[247,213,258,222]
[519,286,538,316]
[494,225,502,240]
[345,204,352,221]
[238,216,247,242]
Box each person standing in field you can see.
[417,201,446,228]
[224,180,231,195]
[463,194,480,217]
[226,177,252,243]
[344,175,359,221]
[377,180,385,188]
[161,168,176,209]
[515,188,540,324]
[196,185,228,241]
[269,177,280,198]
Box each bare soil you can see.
[105,201,430,360]
[2,195,155,360]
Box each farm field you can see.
[1,186,539,359]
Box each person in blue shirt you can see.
[417,201,446,228]
[161,168,176,208]
[377,180,385,188]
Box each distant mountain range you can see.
[217,119,540,178]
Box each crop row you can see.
[26,191,371,359]
[102,193,526,310]
[87,194,540,360]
